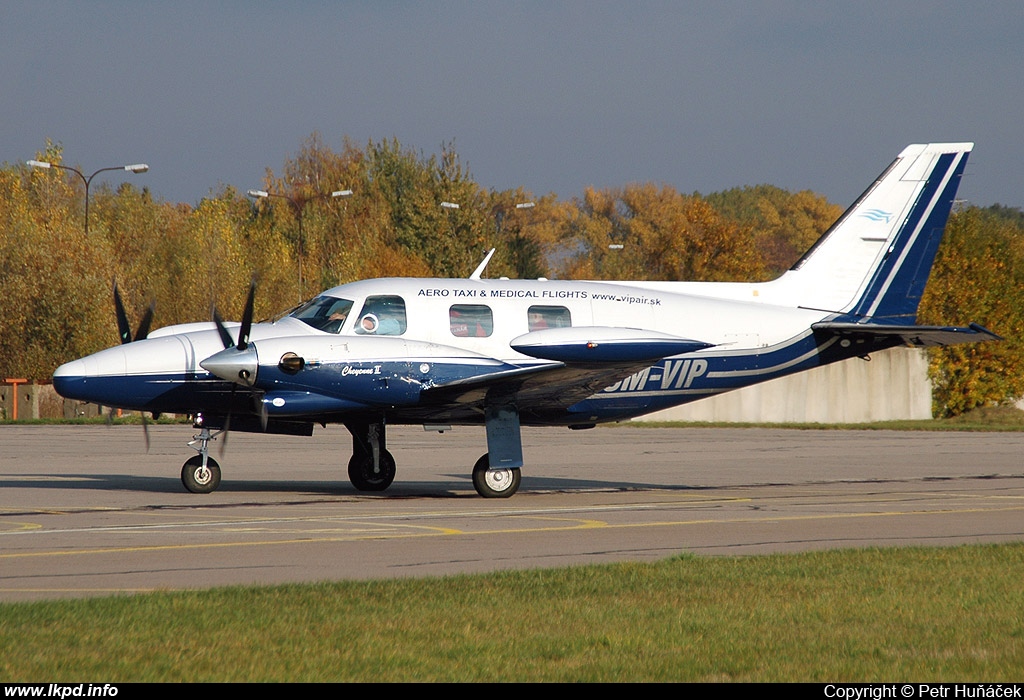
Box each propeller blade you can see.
[212,309,235,350]
[255,392,268,432]
[237,280,256,351]
[219,409,231,458]
[141,412,151,453]
[134,301,155,342]
[113,281,132,345]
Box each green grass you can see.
[2,544,1022,682]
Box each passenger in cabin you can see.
[528,310,549,330]
[527,305,571,331]
[449,305,492,337]
[354,295,407,335]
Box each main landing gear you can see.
[345,420,522,498]
[472,454,521,498]
[346,421,397,491]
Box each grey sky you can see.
[2,2,1022,209]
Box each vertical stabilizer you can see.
[776,143,972,321]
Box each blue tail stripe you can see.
[851,151,968,321]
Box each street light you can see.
[247,188,353,301]
[511,201,536,278]
[27,160,149,236]
[440,202,461,252]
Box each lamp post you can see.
[27,160,149,236]
[248,188,353,301]
[513,201,535,278]
[494,201,536,278]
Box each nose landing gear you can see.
[182,425,223,493]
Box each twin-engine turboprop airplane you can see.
[53,142,998,498]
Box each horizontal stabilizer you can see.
[511,326,713,363]
[812,321,1001,348]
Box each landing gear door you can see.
[484,403,524,469]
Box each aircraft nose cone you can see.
[201,346,258,386]
[52,357,93,399]
[53,357,87,380]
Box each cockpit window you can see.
[290,296,355,334]
[355,295,407,335]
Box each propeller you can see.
[111,280,155,450]
[113,280,154,344]
[205,279,269,444]
[209,279,259,386]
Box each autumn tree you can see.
[0,145,115,379]
[556,184,767,282]
[704,184,843,275]
[919,207,1024,416]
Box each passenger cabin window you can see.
[527,305,571,331]
[449,304,493,337]
[355,295,407,335]
[290,296,355,334]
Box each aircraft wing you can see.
[812,321,1001,348]
[420,326,712,416]
[422,361,645,411]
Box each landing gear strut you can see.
[182,425,223,493]
[345,420,396,491]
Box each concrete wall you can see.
[0,382,98,420]
[634,347,932,423]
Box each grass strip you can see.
[2,544,1022,682]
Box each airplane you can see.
[52,142,999,499]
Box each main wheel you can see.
[472,453,521,498]
[182,455,221,494]
[348,449,396,491]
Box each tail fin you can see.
[776,142,972,322]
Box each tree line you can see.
[2,135,1021,417]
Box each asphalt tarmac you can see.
[2,424,1022,601]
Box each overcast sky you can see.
[3,2,1022,209]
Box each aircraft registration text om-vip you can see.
[604,358,709,393]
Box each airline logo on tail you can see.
[859,209,893,223]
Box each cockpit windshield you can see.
[289,295,355,333]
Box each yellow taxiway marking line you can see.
[0,522,43,533]
[1,503,1021,560]
[0,497,756,537]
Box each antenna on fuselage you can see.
[470,248,496,280]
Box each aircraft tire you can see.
[348,449,396,491]
[472,454,521,498]
[181,455,221,494]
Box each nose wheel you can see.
[182,425,223,493]
[182,455,221,493]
